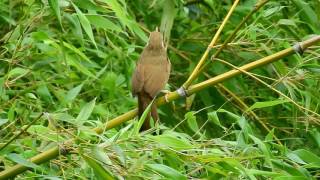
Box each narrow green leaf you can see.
[82,154,114,180]
[0,118,8,127]
[291,0,320,33]
[103,0,147,41]
[86,15,122,32]
[272,159,309,177]
[145,164,187,180]
[134,99,154,134]
[27,125,65,141]
[92,147,113,166]
[265,128,275,142]
[249,135,271,165]
[8,99,16,121]
[274,176,309,180]
[292,149,320,167]
[48,0,62,29]
[185,111,199,133]
[66,54,96,78]
[7,67,29,79]
[150,133,194,150]
[278,19,297,27]
[310,128,320,148]
[65,83,83,104]
[36,83,53,103]
[76,98,96,124]
[7,153,40,169]
[63,41,93,63]
[160,0,177,44]
[208,111,222,127]
[247,99,289,112]
[72,3,97,48]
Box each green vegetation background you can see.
[1,0,320,179]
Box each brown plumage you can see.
[131,31,171,131]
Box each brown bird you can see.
[131,30,171,131]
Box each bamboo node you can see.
[177,87,187,97]
[293,43,303,55]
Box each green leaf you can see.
[63,41,93,63]
[7,153,40,169]
[208,111,223,127]
[265,128,275,142]
[27,125,64,141]
[246,169,280,177]
[272,159,309,177]
[82,154,114,180]
[246,99,289,112]
[310,128,320,148]
[66,54,96,78]
[0,118,8,127]
[292,149,320,167]
[7,67,29,79]
[36,83,53,103]
[217,109,242,122]
[86,15,122,32]
[91,146,113,166]
[48,0,62,29]
[249,135,271,165]
[103,0,147,41]
[50,113,76,125]
[145,164,187,180]
[65,83,83,104]
[263,6,282,17]
[185,111,199,133]
[76,98,96,125]
[150,133,195,150]
[278,19,297,27]
[72,3,97,48]
[274,176,309,180]
[160,0,177,44]
[291,0,320,33]
[134,99,154,134]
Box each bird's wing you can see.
[132,63,144,95]
[144,57,170,97]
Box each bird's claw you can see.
[160,90,170,103]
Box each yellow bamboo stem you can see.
[183,0,240,88]
[1,35,319,179]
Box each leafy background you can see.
[1,0,320,179]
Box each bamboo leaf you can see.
[7,153,40,169]
[246,99,289,112]
[65,83,83,104]
[185,111,199,133]
[76,98,96,125]
[48,0,62,29]
[150,133,195,150]
[145,164,186,180]
[82,154,114,180]
[86,15,122,32]
[72,3,97,48]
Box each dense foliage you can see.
[1,0,320,179]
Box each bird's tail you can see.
[138,91,159,131]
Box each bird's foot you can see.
[160,90,170,102]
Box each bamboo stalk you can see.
[183,0,269,88]
[1,35,319,179]
[183,0,240,88]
